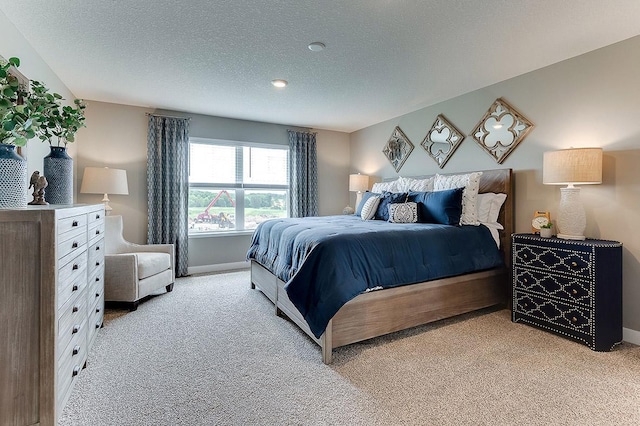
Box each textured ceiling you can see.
[1,1,640,133]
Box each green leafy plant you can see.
[0,57,41,146]
[30,79,86,147]
[541,223,553,229]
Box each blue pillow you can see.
[375,192,408,221]
[355,191,380,216]
[408,188,463,225]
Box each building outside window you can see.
[188,138,289,234]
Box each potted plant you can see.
[540,222,553,238]
[0,57,42,208]
[30,78,86,204]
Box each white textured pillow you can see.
[406,176,435,192]
[372,178,404,193]
[360,196,380,220]
[477,193,507,224]
[434,172,483,225]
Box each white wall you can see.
[350,35,640,333]
[0,10,77,185]
[76,103,351,271]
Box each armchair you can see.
[104,215,175,310]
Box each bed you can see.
[249,168,514,363]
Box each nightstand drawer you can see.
[513,267,591,307]
[513,290,593,345]
[513,243,591,278]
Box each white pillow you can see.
[476,193,507,224]
[406,176,435,192]
[360,196,380,220]
[372,179,400,193]
[434,172,483,225]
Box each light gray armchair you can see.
[104,215,175,310]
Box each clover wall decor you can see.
[420,114,465,169]
[471,98,534,164]
[383,126,414,172]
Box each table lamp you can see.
[349,173,369,208]
[80,167,129,214]
[543,147,602,240]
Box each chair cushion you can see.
[136,252,171,280]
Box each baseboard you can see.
[623,327,640,346]
[187,261,250,276]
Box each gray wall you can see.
[350,36,640,334]
[75,102,351,272]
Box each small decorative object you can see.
[0,56,40,209]
[471,98,534,164]
[421,114,465,168]
[30,78,86,205]
[27,171,49,205]
[342,206,354,215]
[531,210,551,234]
[383,126,414,172]
[539,223,553,238]
[543,148,602,240]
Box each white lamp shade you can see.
[80,167,129,195]
[349,174,369,192]
[543,148,602,185]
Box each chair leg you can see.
[166,283,174,292]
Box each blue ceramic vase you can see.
[43,146,73,204]
[0,144,28,208]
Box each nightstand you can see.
[512,234,622,351]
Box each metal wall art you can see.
[471,98,534,164]
[420,114,465,169]
[383,126,414,172]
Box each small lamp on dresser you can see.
[543,147,602,240]
[80,166,129,214]
[349,173,369,209]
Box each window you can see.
[188,138,288,234]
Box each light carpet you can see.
[60,270,640,425]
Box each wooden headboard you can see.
[382,168,514,267]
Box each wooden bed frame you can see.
[250,168,514,363]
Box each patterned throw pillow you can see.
[388,202,418,223]
[360,196,380,220]
[434,172,483,225]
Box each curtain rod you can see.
[146,112,192,120]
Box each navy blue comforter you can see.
[247,215,503,338]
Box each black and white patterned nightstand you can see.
[512,234,622,351]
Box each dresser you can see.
[0,204,105,426]
[512,234,622,351]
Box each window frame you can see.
[188,137,289,236]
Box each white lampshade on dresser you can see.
[80,167,129,214]
[543,148,602,240]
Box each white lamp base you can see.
[102,193,113,215]
[556,186,586,240]
[355,191,363,208]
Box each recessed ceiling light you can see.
[271,79,288,88]
[308,42,325,52]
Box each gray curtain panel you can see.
[147,115,190,277]
[288,130,318,217]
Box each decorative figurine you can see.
[28,171,49,205]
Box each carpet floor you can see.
[59,270,640,425]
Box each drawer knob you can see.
[571,316,578,323]
[572,289,578,295]
[95,229,100,235]
[96,307,101,313]
[72,305,79,313]
[523,278,528,283]
[72,241,78,248]
[72,220,78,227]
[72,324,80,334]
[96,292,100,297]
[96,214,101,219]
[72,345,80,355]
[72,264,79,270]
[72,284,78,291]
[96,246,101,251]
[95,277,100,282]
[96,261,100,266]
[72,366,81,377]
[571,262,577,267]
